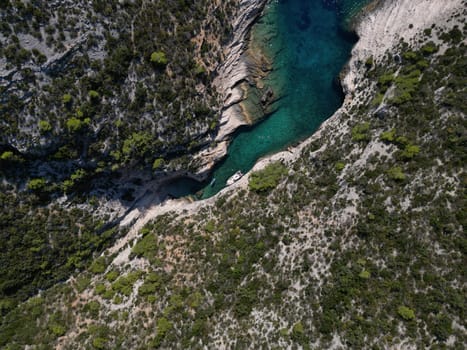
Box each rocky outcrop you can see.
[342,0,464,96]
[191,0,269,176]
[214,0,269,136]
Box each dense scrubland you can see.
[0,0,238,316]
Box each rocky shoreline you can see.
[192,0,270,177]
[107,0,465,235]
[159,0,464,204]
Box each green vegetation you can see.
[0,0,236,199]
[248,162,288,193]
[398,306,416,321]
[0,186,121,317]
[111,271,142,297]
[291,321,306,342]
[26,178,47,192]
[335,161,345,172]
[131,231,158,263]
[150,51,168,67]
[421,41,438,55]
[380,129,396,142]
[152,317,172,347]
[38,120,52,133]
[399,144,420,160]
[89,257,108,274]
[152,158,164,170]
[358,270,371,279]
[88,90,100,101]
[387,166,406,181]
[65,117,83,132]
[1,151,14,161]
[391,68,422,105]
[377,73,394,91]
[62,94,72,105]
[365,56,374,67]
[351,122,370,142]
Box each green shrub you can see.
[62,179,74,193]
[351,123,370,142]
[95,283,106,295]
[380,129,396,143]
[403,50,420,63]
[371,92,384,106]
[358,270,371,279]
[335,162,345,172]
[378,73,394,89]
[391,69,422,105]
[88,90,100,101]
[66,117,83,132]
[421,41,438,55]
[433,314,452,341]
[152,158,164,170]
[440,26,462,44]
[89,256,107,274]
[151,317,172,346]
[84,300,100,318]
[75,276,91,293]
[131,233,158,263]
[395,135,409,147]
[113,295,123,304]
[416,59,429,69]
[26,178,47,192]
[1,151,14,161]
[112,271,142,296]
[150,51,168,66]
[249,162,288,193]
[138,282,157,296]
[399,144,420,160]
[122,132,154,160]
[49,324,66,337]
[92,337,107,349]
[62,93,72,105]
[138,272,161,297]
[38,120,52,133]
[187,292,203,309]
[105,270,119,282]
[205,220,216,233]
[387,167,406,181]
[397,306,415,320]
[291,321,305,342]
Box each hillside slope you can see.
[0,0,259,314]
[0,0,466,349]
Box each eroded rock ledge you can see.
[193,0,269,176]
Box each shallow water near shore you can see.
[197,0,371,198]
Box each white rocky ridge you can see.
[343,0,464,94]
[194,0,269,175]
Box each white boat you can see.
[226,171,243,186]
[209,178,216,187]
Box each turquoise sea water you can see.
[166,0,370,199]
[199,0,370,198]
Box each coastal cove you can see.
[171,0,372,199]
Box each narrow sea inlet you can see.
[175,0,371,199]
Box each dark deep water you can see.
[174,0,371,199]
